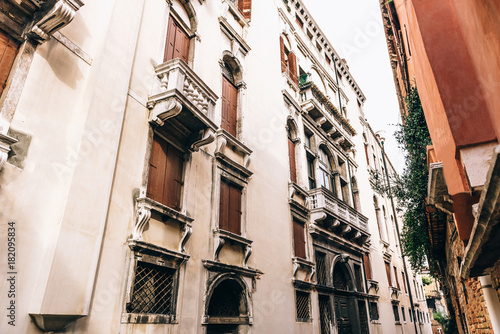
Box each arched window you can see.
[332,262,353,291]
[207,278,248,318]
[318,147,336,195]
[164,1,195,63]
[280,35,298,85]
[287,120,299,183]
[221,60,238,137]
[373,196,388,242]
[352,177,361,212]
[338,157,350,205]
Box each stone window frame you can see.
[294,289,312,322]
[121,240,189,324]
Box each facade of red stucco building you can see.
[379,0,500,333]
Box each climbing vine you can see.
[370,86,432,271]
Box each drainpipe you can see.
[379,135,420,334]
[480,275,500,333]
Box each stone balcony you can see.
[308,187,369,247]
[147,58,218,152]
[299,77,355,151]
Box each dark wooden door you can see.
[358,300,370,334]
[334,296,352,334]
[221,76,238,137]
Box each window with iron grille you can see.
[127,261,176,317]
[316,251,328,286]
[401,307,406,322]
[295,290,311,322]
[393,304,400,322]
[318,294,332,334]
[369,302,379,321]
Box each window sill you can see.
[136,196,193,225]
[121,313,177,324]
[292,257,315,282]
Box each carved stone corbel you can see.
[148,98,183,127]
[311,211,327,223]
[307,266,316,282]
[243,154,251,168]
[243,245,252,267]
[28,0,84,43]
[190,128,215,152]
[0,133,17,171]
[132,206,151,240]
[317,117,326,126]
[214,235,225,262]
[341,225,352,234]
[179,224,192,253]
[292,261,300,279]
[339,253,350,263]
[216,135,227,154]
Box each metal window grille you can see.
[127,261,175,315]
[354,264,364,292]
[319,295,332,334]
[295,290,311,321]
[207,280,243,317]
[393,305,400,322]
[369,302,379,321]
[316,252,328,286]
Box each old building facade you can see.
[379,0,500,333]
[0,0,432,333]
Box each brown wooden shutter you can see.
[228,183,242,235]
[364,144,370,166]
[237,0,252,20]
[394,267,400,290]
[164,143,184,211]
[164,17,177,62]
[293,219,306,259]
[280,36,286,73]
[147,135,168,203]
[0,31,19,97]
[363,254,372,280]
[164,16,189,63]
[219,180,230,231]
[402,272,407,293]
[385,262,392,286]
[288,137,297,183]
[221,76,238,137]
[147,135,183,210]
[288,52,298,85]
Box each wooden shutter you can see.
[293,219,306,259]
[288,52,298,85]
[364,144,370,166]
[228,183,242,235]
[288,137,297,183]
[164,143,184,211]
[394,267,400,290]
[147,135,183,210]
[219,180,230,231]
[385,262,392,286]
[0,31,19,97]
[363,254,372,280]
[237,0,252,20]
[221,76,238,137]
[402,272,407,293]
[280,36,286,73]
[164,16,189,63]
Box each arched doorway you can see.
[332,262,355,334]
[206,277,249,334]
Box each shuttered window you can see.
[221,75,238,137]
[0,30,19,98]
[237,0,252,20]
[164,16,189,63]
[393,266,400,290]
[219,180,242,235]
[402,272,407,293]
[147,135,184,211]
[293,219,306,259]
[288,137,297,183]
[363,254,372,280]
[385,262,392,286]
[279,36,298,85]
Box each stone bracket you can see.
[0,133,18,170]
[213,229,253,267]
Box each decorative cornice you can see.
[0,133,17,170]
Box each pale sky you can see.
[305,0,405,173]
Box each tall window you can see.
[219,179,242,235]
[318,148,335,194]
[338,158,350,204]
[363,254,372,280]
[385,262,392,287]
[307,156,316,190]
[280,36,298,85]
[0,30,19,98]
[164,16,189,63]
[402,271,407,293]
[293,219,306,259]
[221,62,238,137]
[147,135,184,211]
[393,305,400,322]
[393,266,400,290]
[288,132,297,183]
[230,0,252,20]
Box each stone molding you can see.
[0,133,17,170]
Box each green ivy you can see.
[370,86,432,272]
